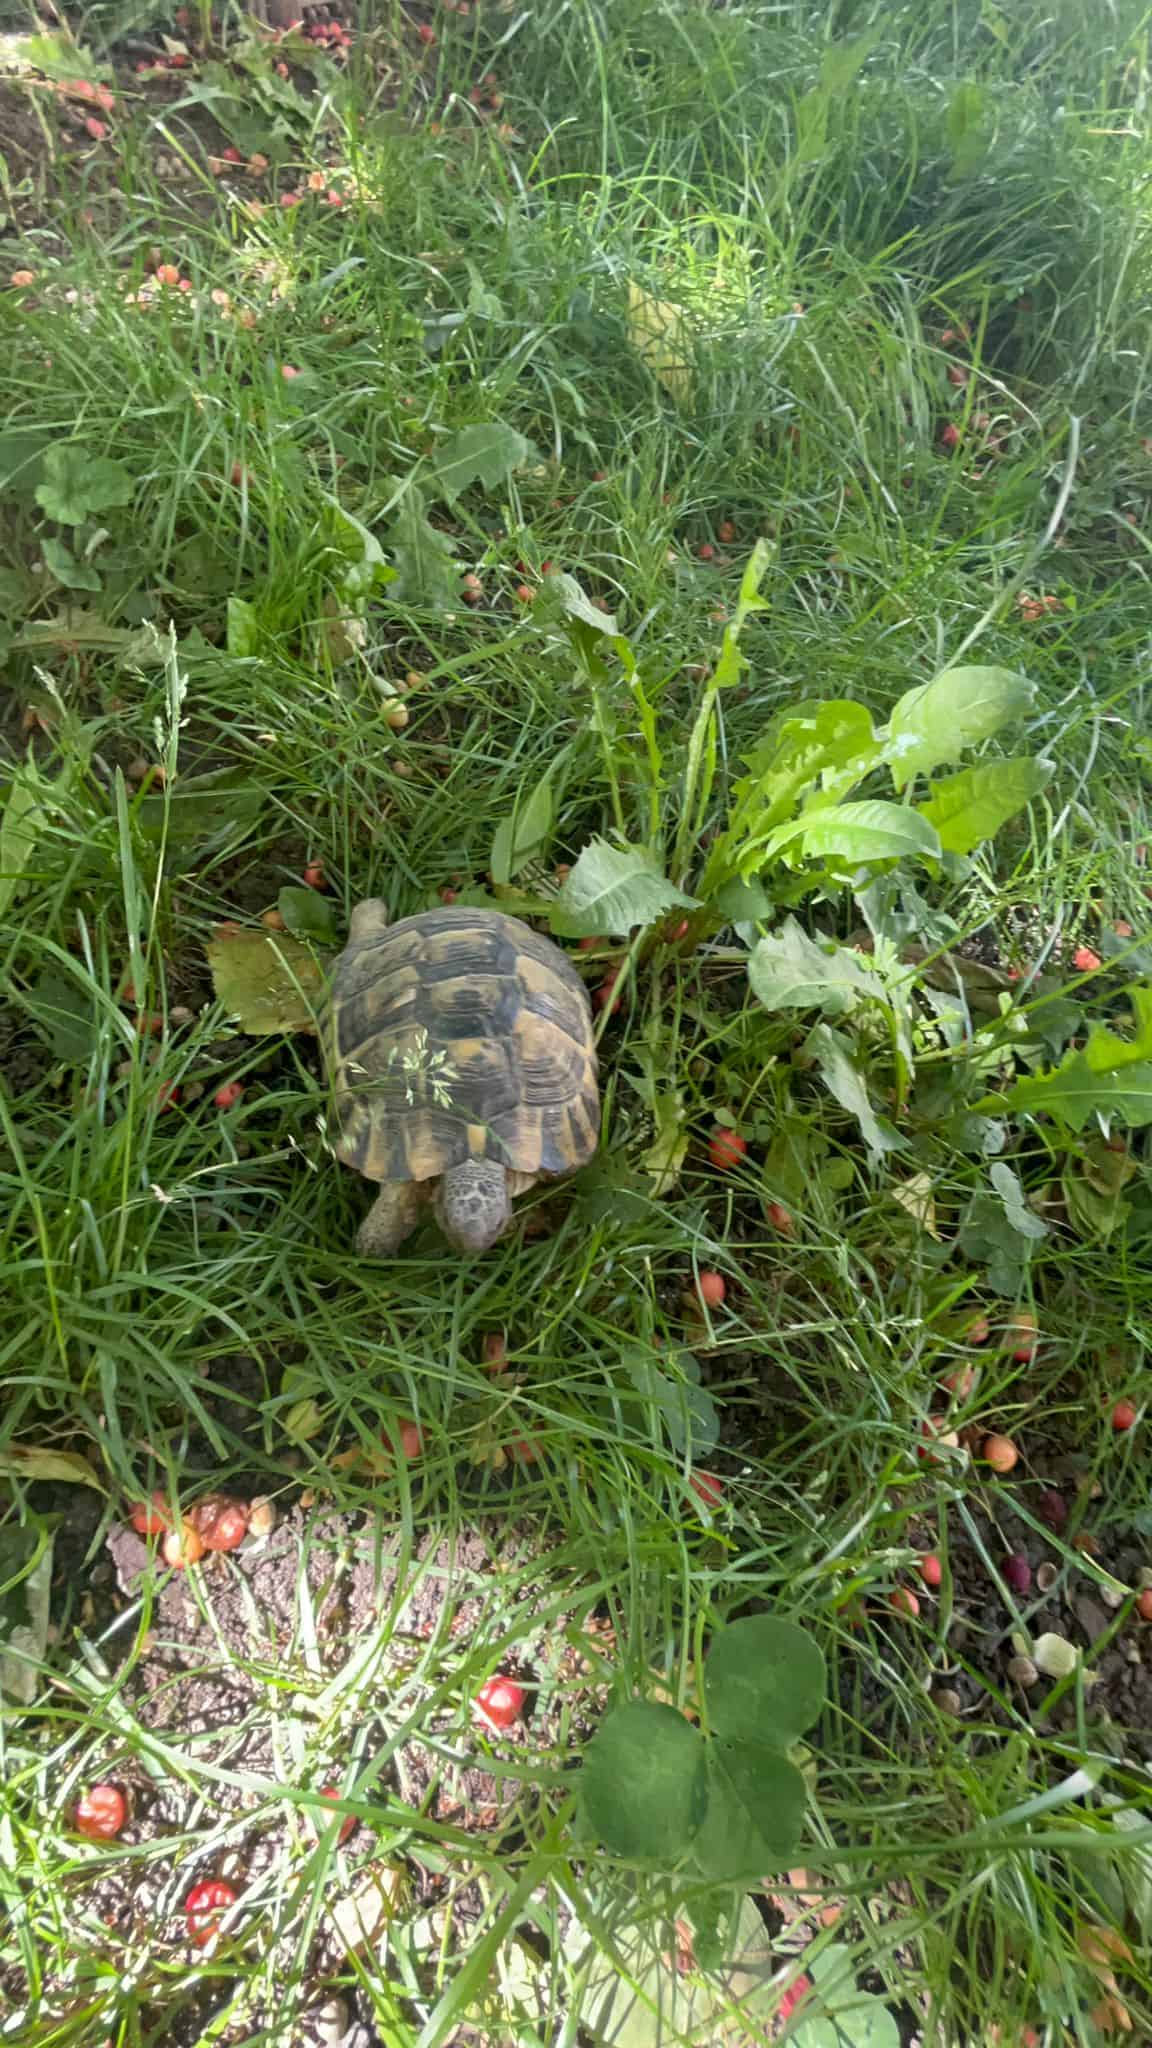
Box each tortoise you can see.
[328,902,600,1256]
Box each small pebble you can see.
[1007,1655,1039,1688]
[309,1995,351,2047]
[931,1688,962,1716]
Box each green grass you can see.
[3,0,1152,2041]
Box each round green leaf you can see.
[579,1701,706,1862]
[693,1740,809,1880]
[704,1615,826,1746]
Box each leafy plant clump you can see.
[579,1615,826,1880]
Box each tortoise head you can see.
[436,1159,511,1254]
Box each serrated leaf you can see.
[24,966,98,1064]
[704,1615,826,1748]
[764,801,941,867]
[0,1445,105,1489]
[580,1700,706,1861]
[41,536,101,592]
[542,569,618,638]
[554,838,698,935]
[990,1161,1049,1241]
[1000,1059,1152,1131]
[884,665,1035,790]
[0,1522,55,1706]
[804,1023,908,1156]
[491,773,555,886]
[11,609,160,659]
[34,445,133,526]
[694,1741,809,1879]
[278,885,340,943]
[0,773,46,918]
[748,918,884,1015]
[207,927,325,1034]
[427,422,533,502]
[384,484,462,609]
[918,756,1052,853]
[722,700,881,854]
[626,282,693,404]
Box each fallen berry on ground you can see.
[162,1521,205,1570]
[918,1554,942,1588]
[318,1788,358,1843]
[1003,1553,1032,1594]
[982,1434,1020,1474]
[303,861,326,889]
[129,1491,172,1535]
[213,1082,245,1111]
[190,1497,249,1552]
[707,1125,747,1171]
[695,1270,726,1310]
[689,1470,724,1509]
[1008,1309,1038,1362]
[482,1331,508,1372]
[75,1784,128,1839]
[1112,1398,1137,1432]
[1073,945,1102,972]
[473,1676,525,1730]
[889,1587,920,1619]
[764,1199,793,1234]
[185,1880,237,1946]
[1137,1590,1152,1622]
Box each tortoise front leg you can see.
[355,1181,425,1258]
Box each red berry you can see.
[507,1434,541,1466]
[417,22,436,41]
[777,1974,812,2024]
[939,422,961,450]
[696,542,715,561]
[192,1499,249,1552]
[1008,1310,1038,1363]
[129,1490,171,1535]
[515,583,534,602]
[185,1880,237,1946]
[223,145,243,164]
[75,1784,128,1839]
[303,861,326,889]
[482,1331,508,1372]
[940,1364,976,1400]
[281,363,301,380]
[84,117,109,141]
[696,1270,726,1310]
[213,1082,245,1111]
[689,1470,724,1509]
[438,885,458,904]
[1113,920,1134,938]
[717,520,736,543]
[595,968,621,1012]
[1038,1489,1068,1530]
[1137,1590,1152,1622]
[318,1787,357,1843]
[982,1434,1019,1474]
[473,1676,525,1730]
[1073,946,1102,972]
[390,1417,423,1460]
[917,1416,959,1462]
[1112,1399,1138,1432]
[1003,1553,1032,1594]
[918,1554,942,1588]
[707,1125,746,1171]
[162,1521,205,1570]
[889,1587,920,1619]
[156,1082,179,1111]
[764,1200,793,1234]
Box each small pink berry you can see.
[1073,945,1102,972]
[281,363,300,380]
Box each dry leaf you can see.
[207,925,326,1035]
[891,1172,940,1238]
[626,282,693,404]
[0,1446,105,1490]
[328,1865,405,1952]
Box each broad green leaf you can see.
[135,770,265,858]
[884,665,1035,790]
[0,1522,55,1707]
[704,1615,826,1748]
[41,537,101,591]
[384,483,462,609]
[713,875,772,925]
[1081,986,1152,1071]
[427,422,533,502]
[626,282,693,405]
[0,1445,104,1488]
[694,1741,809,1879]
[34,445,134,526]
[748,918,884,1015]
[947,79,991,179]
[730,700,881,839]
[764,801,941,867]
[11,609,160,659]
[918,756,1052,854]
[0,774,45,917]
[990,1161,1049,1241]
[15,31,109,82]
[25,967,98,1064]
[207,926,326,1034]
[793,1999,901,2048]
[226,595,261,657]
[998,1059,1152,1131]
[580,1700,706,1861]
[278,885,340,943]
[555,838,698,935]
[625,1350,718,1456]
[820,28,882,93]
[542,569,618,638]
[804,1024,908,1156]
[491,773,555,886]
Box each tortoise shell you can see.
[329,905,599,1185]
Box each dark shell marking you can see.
[329,908,599,1185]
